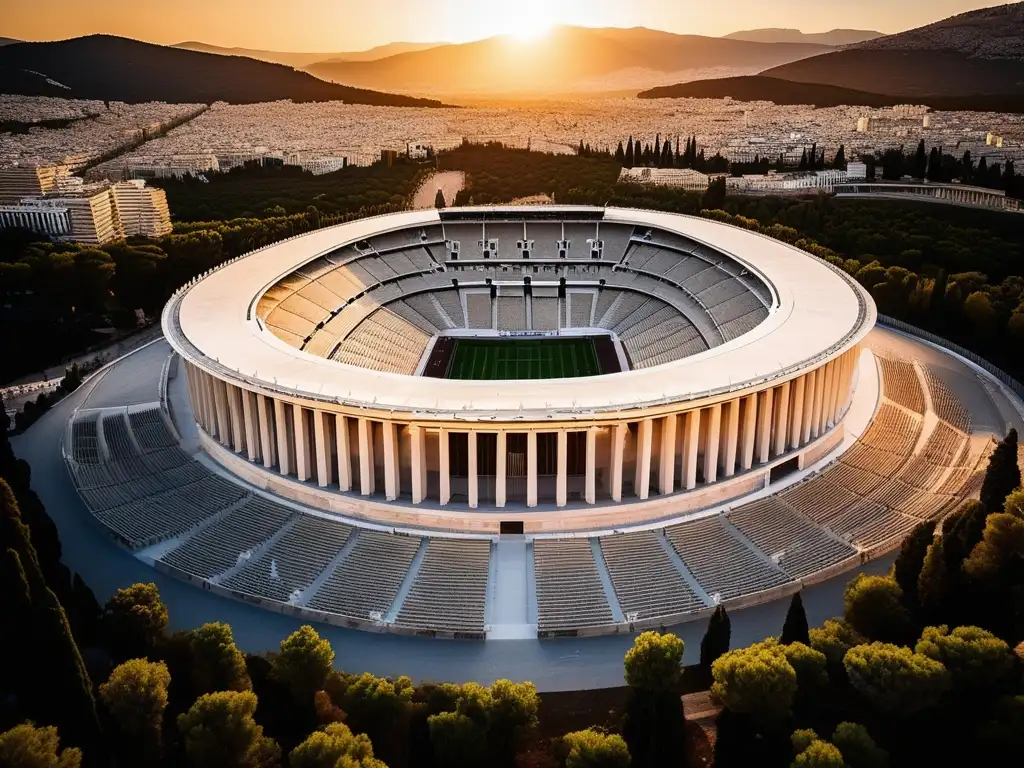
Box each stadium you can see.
[59,205,1014,645]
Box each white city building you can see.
[113,179,173,238]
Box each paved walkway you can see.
[10,333,904,690]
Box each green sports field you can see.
[446,338,601,380]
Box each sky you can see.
[0,0,1010,51]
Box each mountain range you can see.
[171,40,443,68]
[723,28,882,46]
[306,26,833,96]
[648,2,1024,108]
[0,35,447,106]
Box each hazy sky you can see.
[0,0,1009,51]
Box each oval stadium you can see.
[54,205,1022,656]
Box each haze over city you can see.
[0,0,1012,50]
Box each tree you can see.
[615,141,625,164]
[434,189,446,209]
[0,480,100,754]
[980,429,1021,513]
[188,622,252,695]
[917,536,952,617]
[102,582,169,661]
[700,604,731,670]
[913,140,927,179]
[711,639,798,718]
[781,642,828,692]
[623,632,684,694]
[273,625,334,701]
[177,691,280,768]
[915,625,1014,692]
[809,619,862,666]
[98,659,171,764]
[843,574,912,643]
[791,739,844,768]
[0,724,82,768]
[831,722,887,768]
[832,145,846,170]
[963,497,1024,583]
[892,519,937,609]
[701,177,727,211]
[843,642,949,714]
[289,723,385,768]
[487,679,540,762]
[428,711,487,768]
[963,291,997,335]
[561,729,631,768]
[781,592,810,645]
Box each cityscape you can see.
[1,2,1024,768]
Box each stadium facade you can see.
[163,206,874,534]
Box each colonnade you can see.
[184,346,859,509]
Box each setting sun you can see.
[497,0,557,41]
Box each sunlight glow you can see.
[488,0,557,41]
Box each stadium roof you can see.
[165,206,875,419]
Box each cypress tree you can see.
[700,604,731,669]
[980,429,1021,513]
[809,142,818,170]
[780,592,810,645]
[625,137,634,169]
[799,148,809,171]
[833,144,846,169]
[615,141,625,164]
[433,189,446,209]
[892,519,938,610]
[914,140,928,179]
[654,134,661,165]
[0,479,101,754]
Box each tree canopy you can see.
[561,729,632,768]
[177,690,280,768]
[623,632,684,694]
[272,625,334,701]
[915,625,1014,692]
[711,639,798,718]
[289,722,385,768]
[843,642,949,714]
[102,582,169,662]
[0,724,82,768]
[843,574,912,643]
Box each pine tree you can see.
[700,604,731,669]
[980,429,1021,513]
[781,592,810,645]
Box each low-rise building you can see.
[618,167,710,190]
[0,164,69,204]
[0,198,72,237]
[113,179,172,238]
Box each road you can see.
[412,171,466,209]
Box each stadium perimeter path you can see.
[13,336,912,691]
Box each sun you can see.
[505,0,556,41]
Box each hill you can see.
[0,38,20,46]
[724,28,882,45]
[852,1,1024,57]
[0,35,448,106]
[636,75,1024,113]
[172,40,443,68]
[306,25,832,95]
[762,3,1024,98]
